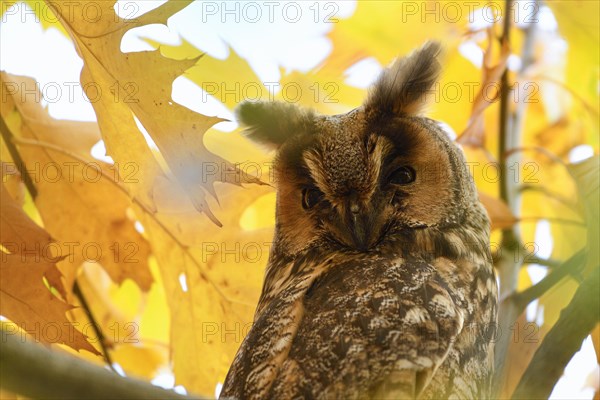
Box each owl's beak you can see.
[350,218,370,251]
[347,201,374,252]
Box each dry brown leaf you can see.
[0,183,52,252]
[0,178,65,297]
[457,30,510,148]
[0,183,97,354]
[499,312,549,398]
[479,191,518,231]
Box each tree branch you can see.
[0,327,205,399]
[494,0,521,393]
[512,266,600,399]
[493,0,540,394]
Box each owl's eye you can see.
[302,187,324,210]
[389,166,416,185]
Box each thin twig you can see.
[72,282,116,368]
[498,0,514,207]
[522,256,562,269]
[518,216,586,227]
[0,115,117,370]
[510,249,587,310]
[0,117,37,197]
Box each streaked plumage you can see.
[221,42,497,400]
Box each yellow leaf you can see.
[46,0,259,225]
[150,40,267,112]
[112,343,167,379]
[140,182,272,395]
[547,0,600,114]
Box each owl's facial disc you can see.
[299,130,396,252]
[304,164,426,252]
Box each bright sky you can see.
[0,1,596,398]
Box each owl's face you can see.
[273,111,458,253]
[237,42,480,254]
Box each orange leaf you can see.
[0,184,98,354]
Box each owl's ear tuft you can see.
[235,101,315,150]
[365,41,442,117]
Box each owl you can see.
[220,42,498,400]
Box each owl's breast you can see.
[221,251,496,399]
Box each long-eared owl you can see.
[221,42,498,400]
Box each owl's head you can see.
[237,42,481,254]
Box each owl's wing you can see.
[271,257,467,399]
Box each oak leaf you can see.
[1,72,153,293]
[46,0,261,225]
